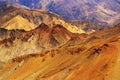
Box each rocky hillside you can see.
[69,20,104,33]
[0,23,120,80]
[0,4,85,33]
[0,1,120,80]
[0,23,86,62]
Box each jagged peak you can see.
[52,24,67,30]
[33,23,50,33]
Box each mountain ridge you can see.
[0,0,120,26]
[0,23,120,80]
[0,1,120,80]
[0,4,86,33]
[0,23,86,62]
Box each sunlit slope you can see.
[0,5,85,33]
[0,23,84,62]
[1,15,35,31]
[0,23,120,80]
[0,35,120,80]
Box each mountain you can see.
[0,0,120,26]
[1,15,35,31]
[0,23,86,62]
[0,23,120,80]
[0,4,85,33]
[46,0,120,26]
[69,20,103,33]
[0,1,120,80]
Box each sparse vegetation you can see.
[103,44,109,47]
[42,58,45,62]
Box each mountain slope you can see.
[46,0,120,25]
[0,23,85,62]
[0,4,85,33]
[1,0,120,25]
[1,15,35,31]
[0,23,120,80]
